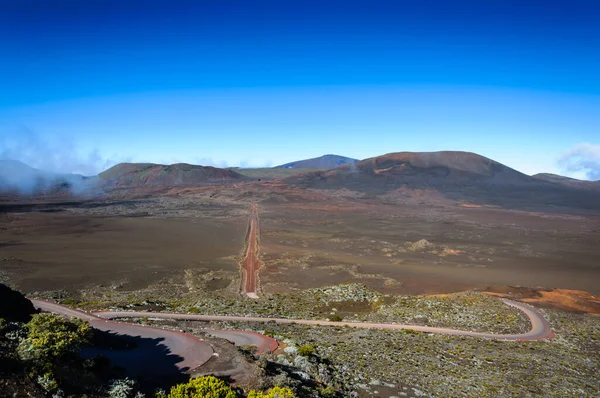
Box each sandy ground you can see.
[258,202,600,295]
[1,194,599,297]
[0,209,246,293]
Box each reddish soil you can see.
[99,162,246,188]
[485,286,600,315]
[241,204,261,297]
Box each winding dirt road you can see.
[31,300,278,352]
[31,299,214,374]
[32,296,553,376]
[241,204,261,298]
[93,298,554,341]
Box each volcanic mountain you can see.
[532,173,600,192]
[276,154,358,169]
[98,162,246,188]
[283,151,600,209]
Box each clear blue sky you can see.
[0,0,599,178]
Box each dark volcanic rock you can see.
[0,284,37,322]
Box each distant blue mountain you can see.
[276,154,358,169]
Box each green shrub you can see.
[168,376,236,398]
[247,387,296,398]
[36,372,58,392]
[328,314,343,322]
[297,345,316,357]
[108,378,136,398]
[317,386,337,398]
[17,313,92,363]
[263,329,276,337]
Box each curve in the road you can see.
[32,299,215,375]
[32,297,553,377]
[93,298,555,341]
[204,329,279,353]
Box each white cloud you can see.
[0,128,122,176]
[559,142,600,180]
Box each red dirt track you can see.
[31,299,214,374]
[93,298,555,341]
[241,204,261,298]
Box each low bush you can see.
[17,313,92,364]
[317,386,337,398]
[297,345,316,357]
[328,314,343,322]
[247,386,296,398]
[167,376,236,398]
[108,378,136,398]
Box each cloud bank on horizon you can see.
[560,143,600,181]
[0,128,238,176]
[0,129,120,177]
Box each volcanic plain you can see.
[1,167,600,299]
[1,151,599,397]
[0,198,248,294]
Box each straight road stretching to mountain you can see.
[241,204,261,298]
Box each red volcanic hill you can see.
[99,162,246,188]
[283,151,600,209]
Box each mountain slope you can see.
[276,154,358,169]
[283,151,600,209]
[284,151,529,187]
[99,162,246,188]
[532,173,600,191]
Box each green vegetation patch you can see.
[206,309,600,397]
[368,291,531,334]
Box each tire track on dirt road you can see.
[94,298,555,341]
[241,204,261,298]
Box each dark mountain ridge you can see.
[532,173,600,191]
[276,154,358,169]
[283,151,600,210]
[99,162,246,188]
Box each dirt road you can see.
[32,299,278,356]
[94,298,554,341]
[241,204,261,298]
[31,299,214,375]
[31,296,553,378]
